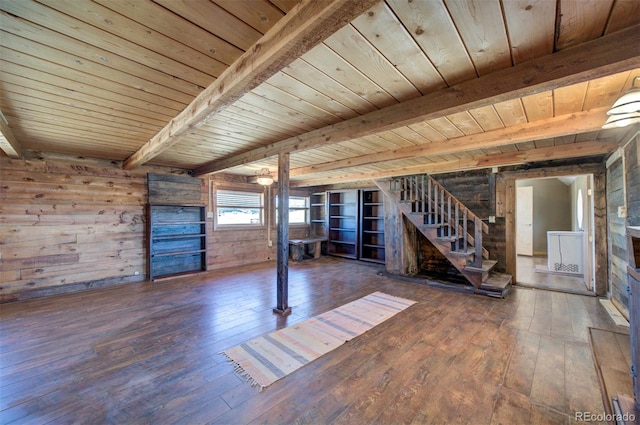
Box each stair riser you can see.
[383,177,502,289]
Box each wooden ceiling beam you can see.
[123,0,380,170]
[194,25,639,176]
[290,140,619,187]
[290,107,609,177]
[0,111,21,158]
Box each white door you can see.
[517,186,533,256]
[583,179,595,291]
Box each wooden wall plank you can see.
[0,152,313,300]
[606,156,629,315]
[148,173,203,205]
[0,153,150,300]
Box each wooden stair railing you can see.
[378,175,511,295]
[391,175,488,266]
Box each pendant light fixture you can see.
[602,76,640,129]
[255,168,274,186]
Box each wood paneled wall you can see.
[431,170,507,272]
[623,136,639,411]
[0,152,189,302]
[626,136,639,226]
[607,154,629,317]
[0,152,312,302]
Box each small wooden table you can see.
[288,237,327,261]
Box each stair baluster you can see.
[427,178,432,221]
[454,202,459,250]
[447,196,452,238]
[440,189,444,230]
[381,175,511,296]
[474,217,483,268]
[421,175,425,213]
[463,207,468,251]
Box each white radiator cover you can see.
[547,231,584,275]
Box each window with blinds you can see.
[275,195,310,224]
[216,189,264,226]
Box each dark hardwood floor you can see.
[0,257,620,424]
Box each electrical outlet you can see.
[618,206,627,218]
[206,211,214,219]
[268,240,273,247]
[134,271,140,276]
[488,215,496,223]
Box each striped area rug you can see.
[220,291,417,390]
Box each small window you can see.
[276,196,310,225]
[216,189,264,226]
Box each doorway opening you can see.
[515,174,595,295]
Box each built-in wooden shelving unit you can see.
[148,205,207,280]
[360,189,386,264]
[325,189,385,263]
[327,190,359,259]
[310,192,328,239]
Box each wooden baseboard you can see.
[0,274,145,303]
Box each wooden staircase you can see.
[377,175,512,298]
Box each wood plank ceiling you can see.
[1,0,639,186]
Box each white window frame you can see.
[275,195,310,226]
[215,188,265,229]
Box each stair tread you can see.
[435,236,457,242]
[448,249,475,257]
[464,259,498,273]
[387,177,497,292]
[480,272,512,291]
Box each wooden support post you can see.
[274,152,291,315]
